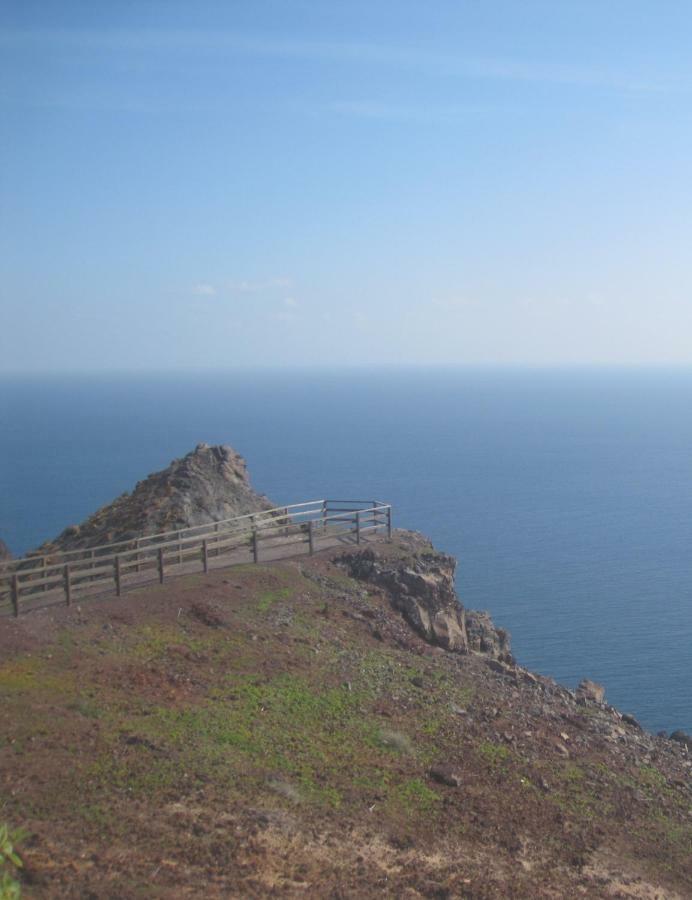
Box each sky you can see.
[2,1,692,371]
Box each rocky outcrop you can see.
[36,443,275,553]
[337,530,512,662]
[0,539,12,561]
[576,679,606,705]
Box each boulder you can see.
[669,730,692,750]
[576,679,606,705]
[429,764,463,787]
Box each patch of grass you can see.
[68,695,102,719]
[375,729,414,755]
[637,765,669,792]
[0,822,23,900]
[257,587,293,612]
[478,741,511,767]
[94,672,378,808]
[389,778,440,817]
[0,659,74,695]
[562,763,585,784]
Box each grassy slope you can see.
[0,545,690,898]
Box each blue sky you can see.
[3,1,692,370]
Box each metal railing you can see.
[0,499,392,617]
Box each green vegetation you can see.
[390,778,440,816]
[0,824,23,900]
[257,586,293,612]
[478,740,511,768]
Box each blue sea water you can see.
[1,368,691,735]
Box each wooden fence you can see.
[0,499,392,617]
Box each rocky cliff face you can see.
[36,443,275,553]
[337,530,512,662]
[0,539,12,561]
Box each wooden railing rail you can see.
[0,498,327,574]
[0,499,392,617]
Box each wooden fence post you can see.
[387,507,392,541]
[252,528,259,564]
[158,548,165,584]
[202,540,209,574]
[11,574,19,618]
[114,556,122,596]
[308,520,314,555]
[355,511,361,545]
[64,564,72,606]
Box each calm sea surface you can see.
[1,368,691,734]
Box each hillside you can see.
[1,530,690,897]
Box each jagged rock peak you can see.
[35,443,275,554]
[337,530,512,662]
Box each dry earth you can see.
[0,532,690,898]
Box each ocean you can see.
[1,368,690,735]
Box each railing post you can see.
[252,528,259,564]
[64,564,72,606]
[308,520,314,555]
[322,500,327,532]
[387,506,392,541]
[355,510,361,545]
[11,574,19,618]
[115,556,122,596]
[202,539,209,574]
[158,548,165,584]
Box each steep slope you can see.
[34,443,275,554]
[0,531,690,898]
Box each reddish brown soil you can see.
[0,537,690,898]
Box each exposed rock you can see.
[466,610,511,659]
[669,730,692,750]
[576,679,606,705]
[429,764,463,787]
[554,740,570,758]
[35,443,275,554]
[337,533,512,662]
[622,713,642,731]
[0,538,12,561]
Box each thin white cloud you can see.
[190,282,217,297]
[227,277,292,294]
[283,296,298,308]
[0,29,676,95]
[328,100,515,124]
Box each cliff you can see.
[1,528,690,898]
[338,530,512,661]
[34,443,275,554]
[0,539,11,561]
